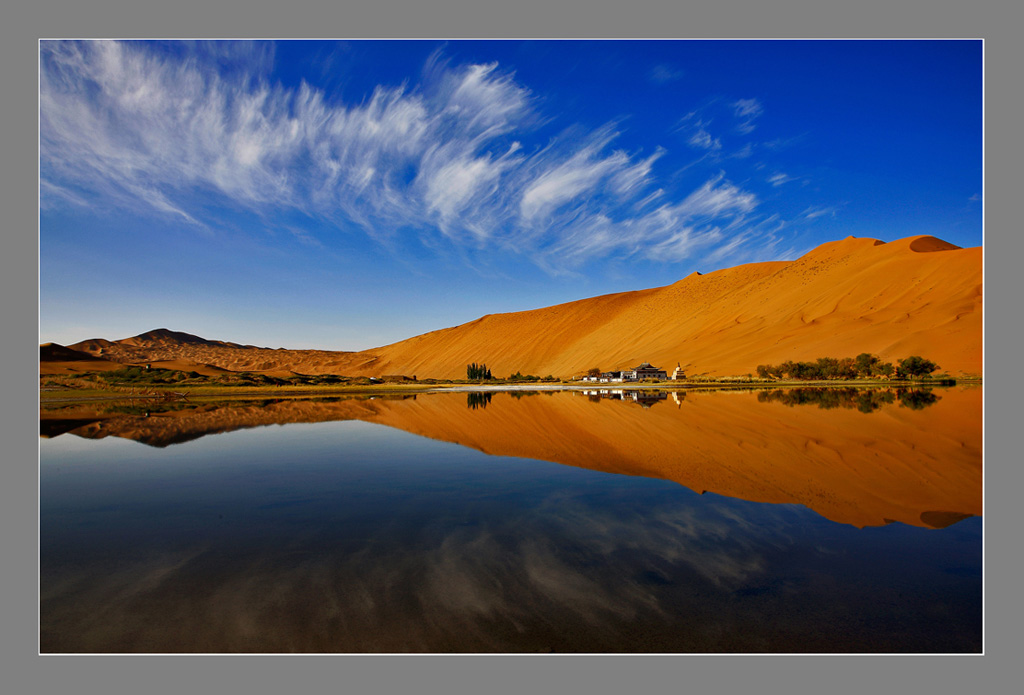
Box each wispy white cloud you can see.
[648,64,684,84]
[520,130,626,223]
[547,174,758,265]
[704,214,786,266]
[40,41,776,273]
[679,97,765,156]
[609,148,664,198]
[688,128,722,151]
[801,205,837,220]
[732,97,764,134]
[677,109,724,153]
[762,134,806,151]
[39,180,90,209]
[676,175,757,217]
[733,98,763,119]
[730,143,754,159]
[441,62,532,134]
[768,172,796,187]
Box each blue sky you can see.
[39,40,982,350]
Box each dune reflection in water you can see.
[39,387,982,652]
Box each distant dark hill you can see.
[114,328,257,349]
[68,338,118,353]
[40,343,102,362]
[65,328,369,377]
[39,342,127,375]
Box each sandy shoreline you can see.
[39,378,978,405]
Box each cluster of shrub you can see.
[507,371,557,382]
[466,362,493,380]
[97,366,353,388]
[466,363,556,382]
[755,353,940,380]
[226,373,350,386]
[98,366,201,384]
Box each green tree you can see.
[837,357,857,379]
[816,357,840,379]
[897,356,939,379]
[467,362,491,380]
[854,353,895,378]
[872,361,895,378]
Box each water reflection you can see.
[39,387,982,653]
[581,389,669,407]
[467,391,493,409]
[756,387,939,412]
[41,387,981,530]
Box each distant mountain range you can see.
[42,234,982,379]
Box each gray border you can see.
[8,1,1016,694]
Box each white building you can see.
[624,362,668,380]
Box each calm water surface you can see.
[39,387,982,653]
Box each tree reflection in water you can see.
[467,391,493,410]
[756,387,939,413]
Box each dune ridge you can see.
[54,234,981,379]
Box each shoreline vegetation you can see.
[39,361,979,405]
[755,353,942,381]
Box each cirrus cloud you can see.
[40,40,772,273]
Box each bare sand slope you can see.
[362,235,981,379]
[60,234,981,379]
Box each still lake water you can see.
[39,386,982,653]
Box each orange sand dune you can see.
[41,387,982,529]
[361,235,981,379]
[59,234,981,379]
